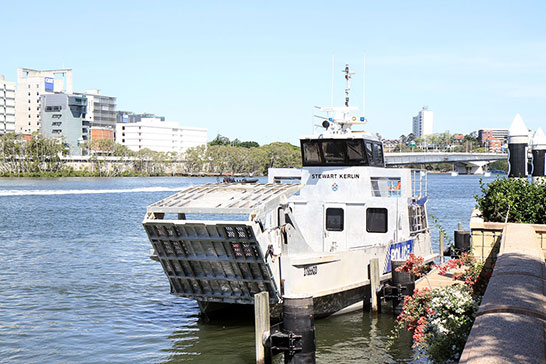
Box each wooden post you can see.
[255,292,270,364]
[458,222,463,230]
[370,258,380,313]
[439,232,445,264]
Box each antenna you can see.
[343,64,354,107]
[330,54,335,107]
[362,53,366,119]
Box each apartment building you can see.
[115,118,207,153]
[412,106,434,137]
[0,75,16,135]
[15,68,73,134]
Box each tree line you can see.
[0,133,302,177]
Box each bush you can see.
[474,177,546,224]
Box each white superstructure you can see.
[15,68,73,134]
[0,75,16,135]
[116,118,207,153]
[412,106,433,137]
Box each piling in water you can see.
[282,295,316,364]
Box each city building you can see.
[0,75,16,135]
[15,68,73,134]
[116,111,165,124]
[412,106,433,137]
[478,129,509,152]
[115,118,207,153]
[76,89,116,131]
[40,93,87,155]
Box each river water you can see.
[0,174,493,363]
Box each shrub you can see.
[474,177,546,224]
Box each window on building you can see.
[326,208,344,231]
[366,208,388,233]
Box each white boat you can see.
[143,65,435,317]
[451,171,459,176]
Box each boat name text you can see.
[311,173,360,179]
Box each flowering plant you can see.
[394,285,480,363]
[395,253,430,277]
[392,253,487,363]
[436,252,490,295]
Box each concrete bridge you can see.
[384,152,507,174]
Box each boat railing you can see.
[411,170,428,199]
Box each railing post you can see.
[255,292,270,364]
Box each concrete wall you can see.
[461,223,545,364]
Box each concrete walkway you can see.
[459,223,545,364]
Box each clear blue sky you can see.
[2,1,545,145]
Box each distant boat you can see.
[451,171,459,177]
[483,172,492,177]
[490,169,505,175]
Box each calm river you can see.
[0,174,493,363]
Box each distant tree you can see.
[209,134,231,146]
[238,141,260,148]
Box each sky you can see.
[2,1,546,145]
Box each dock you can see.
[415,268,463,290]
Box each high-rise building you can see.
[115,118,207,153]
[412,106,433,137]
[40,93,88,155]
[76,89,116,130]
[15,68,73,134]
[0,75,16,135]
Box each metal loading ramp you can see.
[145,183,302,216]
[143,183,302,305]
[144,221,278,304]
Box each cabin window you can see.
[346,139,367,163]
[301,139,373,166]
[365,141,384,167]
[366,208,388,233]
[326,208,344,231]
[321,140,346,163]
[302,140,321,163]
[373,143,384,166]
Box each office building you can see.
[15,68,73,134]
[412,106,433,137]
[115,118,207,153]
[76,89,116,130]
[0,75,16,135]
[40,93,87,155]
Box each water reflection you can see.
[162,306,422,364]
